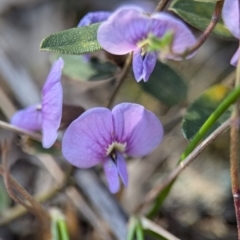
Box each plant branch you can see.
[230,39,240,239]
[138,119,230,212]
[154,0,171,12]
[184,1,223,56]
[106,54,132,108]
[0,120,42,142]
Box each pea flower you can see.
[97,7,196,82]
[222,0,239,66]
[78,11,111,27]
[11,58,64,149]
[62,103,163,193]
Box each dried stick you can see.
[107,54,132,108]
[138,119,230,212]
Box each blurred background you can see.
[0,0,239,239]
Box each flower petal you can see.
[11,105,42,131]
[103,158,120,193]
[132,49,157,82]
[78,11,111,27]
[112,103,164,157]
[222,0,239,39]
[116,153,128,187]
[41,58,64,148]
[230,48,239,67]
[98,8,150,55]
[152,13,196,59]
[62,108,113,168]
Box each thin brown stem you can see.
[154,0,170,12]
[0,142,49,225]
[137,119,230,213]
[184,1,223,57]
[230,38,240,239]
[0,120,42,142]
[106,54,132,108]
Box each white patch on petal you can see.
[106,141,127,155]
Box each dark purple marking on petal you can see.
[116,153,128,186]
[112,103,164,157]
[10,105,42,131]
[62,107,113,168]
[41,58,64,148]
[103,157,120,193]
[78,11,111,27]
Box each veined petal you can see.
[98,8,150,55]
[103,158,120,193]
[112,103,163,157]
[231,48,239,67]
[116,153,128,187]
[132,49,157,82]
[222,0,239,39]
[151,13,196,59]
[41,58,64,148]
[11,105,42,131]
[62,108,113,168]
[78,11,111,27]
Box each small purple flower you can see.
[78,11,111,27]
[222,0,239,66]
[62,103,163,193]
[11,58,64,149]
[97,7,196,82]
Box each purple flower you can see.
[78,11,111,27]
[62,103,163,193]
[97,7,196,82]
[222,0,239,66]
[11,58,64,149]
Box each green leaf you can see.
[52,54,117,81]
[40,23,102,55]
[169,0,233,38]
[139,61,187,106]
[182,84,231,141]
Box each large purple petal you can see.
[62,108,113,168]
[78,11,111,27]
[103,158,120,193]
[41,58,64,148]
[151,13,197,59]
[116,153,128,187]
[98,8,150,55]
[11,105,42,131]
[231,48,240,67]
[132,49,157,82]
[112,103,163,157]
[222,0,239,39]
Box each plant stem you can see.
[138,119,230,213]
[184,1,223,56]
[154,0,170,12]
[230,40,240,239]
[181,85,240,161]
[106,54,132,108]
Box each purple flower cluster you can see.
[77,7,197,82]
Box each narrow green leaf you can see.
[182,84,231,141]
[127,217,137,240]
[169,0,233,38]
[0,180,10,214]
[51,54,117,81]
[40,23,102,55]
[140,61,187,106]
